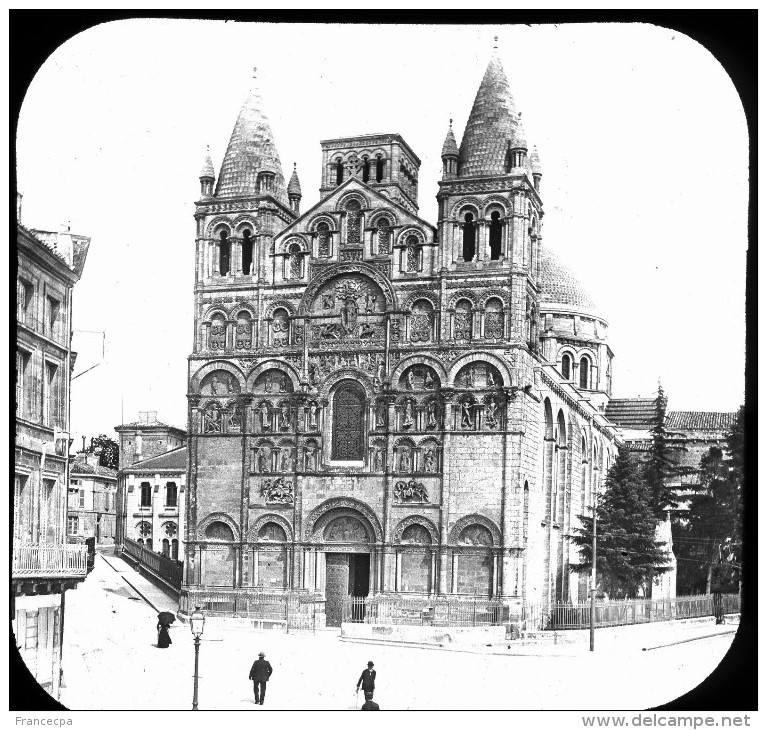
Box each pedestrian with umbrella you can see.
[157,611,175,649]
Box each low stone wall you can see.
[341,622,506,646]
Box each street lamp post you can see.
[190,605,205,710]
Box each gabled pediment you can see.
[275,176,436,242]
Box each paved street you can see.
[59,554,737,711]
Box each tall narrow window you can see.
[376,219,391,255]
[362,158,370,183]
[331,383,365,461]
[454,299,472,340]
[68,516,79,535]
[16,350,29,417]
[17,279,33,324]
[317,222,331,257]
[43,361,58,427]
[375,156,384,182]
[47,296,60,338]
[166,482,177,508]
[171,539,179,560]
[242,229,254,275]
[345,200,361,244]
[405,235,420,272]
[209,313,227,350]
[79,489,85,508]
[561,353,572,380]
[162,538,170,557]
[335,160,343,185]
[140,482,151,508]
[235,311,252,349]
[288,243,302,279]
[579,357,590,389]
[462,213,476,261]
[489,211,503,260]
[219,231,230,276]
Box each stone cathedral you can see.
[185,52,618,626]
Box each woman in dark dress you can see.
[157,621,172,648]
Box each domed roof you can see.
[539,246,598,313]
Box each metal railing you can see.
[180,588,325,633]
[522,593,741,631]
[342,595,505,627]
[12,542,88,579]
[122,537,183,593]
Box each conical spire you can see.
[458,49,524,177]
[441,119,459,157]
[511,112,528,150]
[215,68,288,205]
[287,162,302,196]
[199,145,215,179]
[530,145,542,174]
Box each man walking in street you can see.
[361,691,380,710]
[356,660,376,696]
[248,651,273,705]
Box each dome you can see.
[539,246,598,314]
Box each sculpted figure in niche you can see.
[376,359,385,385]
[424,369,435,390]
[374,447,384,472]
[426,401,438,429]
[424,447,436,472]
[406,370,415,390]
[322,293,335,310]
[257,447,269,473]
[402,400,415,429]
[308,401,318,430]
[210,372,232,395]
[376,402,386,429]
[260,402,270,430]
[485,397,498,429]
[279,374,287,393]
[399,449,410,473]
[340,296,358,335]
[305,448,317,471]
[264,372,273,393]
[487,368,496,388]
[279,403,290,430]
[461,400,473,429]
[308,357,320,385]
[204,406,222,433]
[280,448,292,472]
[228,403,242,431]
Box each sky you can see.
[16,20,748,446]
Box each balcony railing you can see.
[12,543,88,579]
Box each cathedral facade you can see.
[184,53,618,625]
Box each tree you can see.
[89,434,119,470]
[571,447,671,598]
[644,383,684,518]
[673,407,743,594]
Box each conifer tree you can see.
[644,383,682,518]
[673,407,743,593]
[571,446,671,598]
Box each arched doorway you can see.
[308,507,376,626]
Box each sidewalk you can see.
[99,552,179,614]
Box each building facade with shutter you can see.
[184,53,620,624]
[14,220,90,699]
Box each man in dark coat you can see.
[361,691,380,710]
[356,661,376,694]
[248,651,273,705]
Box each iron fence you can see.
[522,593,741,631]
[122,537,183,593]
[342,594,504,627]
[180,588,325,633]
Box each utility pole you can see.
[590,500,597,652]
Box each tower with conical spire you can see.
[287,163,302,214]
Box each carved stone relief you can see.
[393,479,429,504]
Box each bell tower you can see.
[436,42,543,351]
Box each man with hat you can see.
[356,661,376,696]
[248,651,273,705]
[360,691,380,710]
